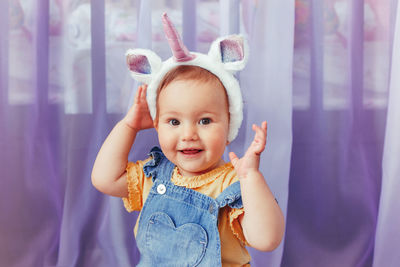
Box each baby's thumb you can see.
[229,152,239,167]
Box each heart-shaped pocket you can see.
[145,212,208,266]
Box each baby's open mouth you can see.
[179,149,203,154]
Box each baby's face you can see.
[156,79,229,177]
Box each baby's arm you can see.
[91,85,153,197]
[229,121,285,251]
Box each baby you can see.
[92,13,284,266]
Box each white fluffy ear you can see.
[208,35,249,73]
[125,49,162,84]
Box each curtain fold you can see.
[372,1,400,266]
[0,1,398,267]
[239,1,294,266]
[282,0,392,266]
[0,0,9,122]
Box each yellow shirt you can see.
[122,158,251,266]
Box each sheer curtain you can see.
[0,1,398,267]
[373,0,400,266]
[283,1,399,266]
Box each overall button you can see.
[209,204,214,214]
[157,184,166,194]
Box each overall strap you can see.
[143,146,175,182]
[215,181,243,209]
[157,155,175,182]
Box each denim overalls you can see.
[136,147,243,266]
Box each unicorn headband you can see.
[126,13,249,142]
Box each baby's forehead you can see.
[157,78,229,114]
[167,77,224,89]
[159,78,228,102]
[158,65,224,89]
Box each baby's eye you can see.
[199,118,211,125]
[169,119,180,126]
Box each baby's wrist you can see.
[239,169,262,180]
[119,119,139,132]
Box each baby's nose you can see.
[182,125,199,141]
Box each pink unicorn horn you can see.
[162,13,195,62]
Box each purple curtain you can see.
[0,1,398,266]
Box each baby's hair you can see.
[157,65,224,92]
[154,65,229,124]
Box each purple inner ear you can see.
[126,54,151,74]
[220,39,244,63]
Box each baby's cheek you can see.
[157,130,169,148]
[210,137,228,154]
[158,134,169,148]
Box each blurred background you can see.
[0,0,399,266]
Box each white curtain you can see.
[373,1,400,266]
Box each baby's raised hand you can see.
[229,121,267,179]
[123,84,154,131]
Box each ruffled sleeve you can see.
[229,207,250,246]
[122,160,147,212]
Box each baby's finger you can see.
[140,84,148,101]
[252,123,267,141]
[251,124,267,154]
[253,121,267,134]
[229,152,239,168]
[261,121,267,133]
[134,86,142,104]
